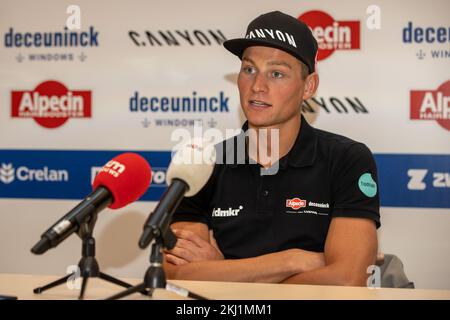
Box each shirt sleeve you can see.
[331,142,381,228]
[170,166,216,228]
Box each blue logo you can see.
[129,91,230,113]
[0,150,170,201]
[374,154,450,208]
[402,22,450,60]
[403,22,449,44]
[4,27,99,48]
[1,151,449,208]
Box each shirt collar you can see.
[282,115,318,168]
[227,115,318,169]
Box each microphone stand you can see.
[106,218,208,300]
[33,212,134,300]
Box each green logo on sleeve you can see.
[358,173,377,197]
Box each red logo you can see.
[410,80,450,131]
[11,80,92,128]
[299,10,360,61]
[286,198,307,210]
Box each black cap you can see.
[223,11,318,74]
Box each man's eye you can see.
[242,66,255,74]
[271,71,284,78]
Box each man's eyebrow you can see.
[242,56,254,64]
[267,61,292,69]
[241,57,292,70]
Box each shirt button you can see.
[262,190,269,197]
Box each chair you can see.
[376,253,415,288]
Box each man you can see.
[164,11,380,286]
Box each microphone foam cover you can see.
[167,138,216,197]
[92,152,152,209]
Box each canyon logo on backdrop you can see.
[299,10,360,61]
[410,80,450,131]
[11,80,92,128]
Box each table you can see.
[1,273,450,300]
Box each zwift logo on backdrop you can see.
[11,80,92,128]
[402,22,450,60]
[0,162,69,185]
[3,26,99,63]
[299,10,360,61]
[410,80,450,131]
[375,154,450,208]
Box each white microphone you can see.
[139,138,216,249]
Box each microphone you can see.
[31,152,152,255]
[138,138,216,249]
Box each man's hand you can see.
[165,229,224,265]
[290,249,325,273]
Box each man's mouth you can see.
[248,100,272,108]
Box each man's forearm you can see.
[281,263,371,287]
[165,249,320,283]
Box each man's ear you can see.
[302,72,319,100]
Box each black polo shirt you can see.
[171,116,380,259]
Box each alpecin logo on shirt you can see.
[286,198,307,210]
[286,198,330,216]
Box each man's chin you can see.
[246,118,275,129]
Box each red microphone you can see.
[31,152,151,255]
[92,152,152,209]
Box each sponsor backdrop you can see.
[1,0,449,289]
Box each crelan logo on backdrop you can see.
[0,163,15,184]
[0,163,69,184]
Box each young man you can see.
[164,11,380,286]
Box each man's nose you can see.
[251,73,268,93]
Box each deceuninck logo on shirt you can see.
[358,173,377,197]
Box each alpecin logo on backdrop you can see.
[410,80,450,131]
[11,80,92,129]
[0,162,69,184]
[402,22,450,60]
[3,26,99,63]
[299,10,360,61]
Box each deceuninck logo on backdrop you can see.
[299,10,360,61]
[402,22,450,60]
[11,80,92,128]
[3,26,100,62]
[410,80,450,131]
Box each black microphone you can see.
[31,153,152,255]
[139,139,216,249]
[31,188,111,254]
